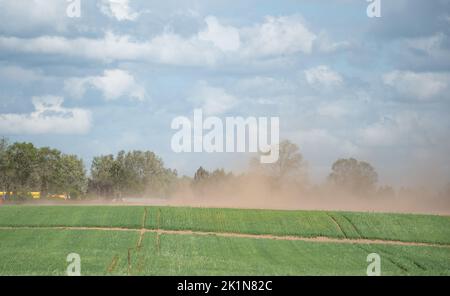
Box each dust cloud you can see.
[19,172,449,216]
[164,176,450,215]
[47,174,448,216]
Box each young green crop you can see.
[145,206,450,244]
[145,207,345,238]
[1,205,449,245]
[0,206,144,228]
[330,212,450,244]
[0,229,138,275]
[2,228,448,276]
[137,233,449,276]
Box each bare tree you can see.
[250,140,307,188]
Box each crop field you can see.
[0,205,449,275]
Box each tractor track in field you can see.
[326,213,348,238]
[1,226,449,248]
[127,208,149,275]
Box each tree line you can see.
[0,139,86,199]
[192,140,382,197]
[0,138,177,200]
[88,150,177,198]
[1,137,422,201]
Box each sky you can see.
[0,0,449,187]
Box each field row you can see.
[1,229,449,276]
[0,206,449,244]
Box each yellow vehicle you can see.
[0,192,41,199]
[31,192,41,199]
[48,193,69,200]
[0,192,68,200]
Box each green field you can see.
[0,205,449,275]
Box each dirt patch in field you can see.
[1,226,448,248]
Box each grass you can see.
[330,212,450,244]
[135,233,450,276]
[145,206,450,244]
[1,205,450,244]
[145,207,344,238]
[0,229,138,275]
[0,206,144,229]
[1,229,448,276]
[0,205,449,275]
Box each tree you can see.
[250,140,307,188]
[0,141,87,201]
[58,154,87,199]
[328,158,378,195]
[194,167,210,183]
[36,147,62,198]
[6,142,39,198]
[273,140,305,179]
[192,167,210,196]
[89,150,177,198]
[120,150,177,196]
[0,138,10,197]
[191,167,236,197]
[90,155,115,197]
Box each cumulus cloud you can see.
[383,70,450,101]
[0,96,91,135]
[314,32,352,54]
[405,33,447,56]
[99,0,139,21]
[189,81,238,115]
[236,76,295,96]
[198,16,241,52]
[0,0,68,34]
[0,31,218,66]
[64,69,146,101]
[305,65,343,88]
[359,112,434,147]
[393,32,450,71]
[0,15,341,66]
[241,15,317,57]
[296,128,360,158]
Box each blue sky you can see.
[0,0,449,187]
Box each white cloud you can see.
[383,70,450,101]
[0,96,91,135]
[305,65,343,88]
[198,16,241,52]
[147,33,219,66]
[65,69,146,101]
[297,128,360,156]
[236,76,295,95]
[359,117,398,147]
[0,15,333,66]
[315,32,352,53]
[99,0,139,21]
[0,0,68,33]
[241,15,317,57]
[404,32,447,56]
[359,112,433,147]
[0,31,219,66]
[189,81,238,115]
